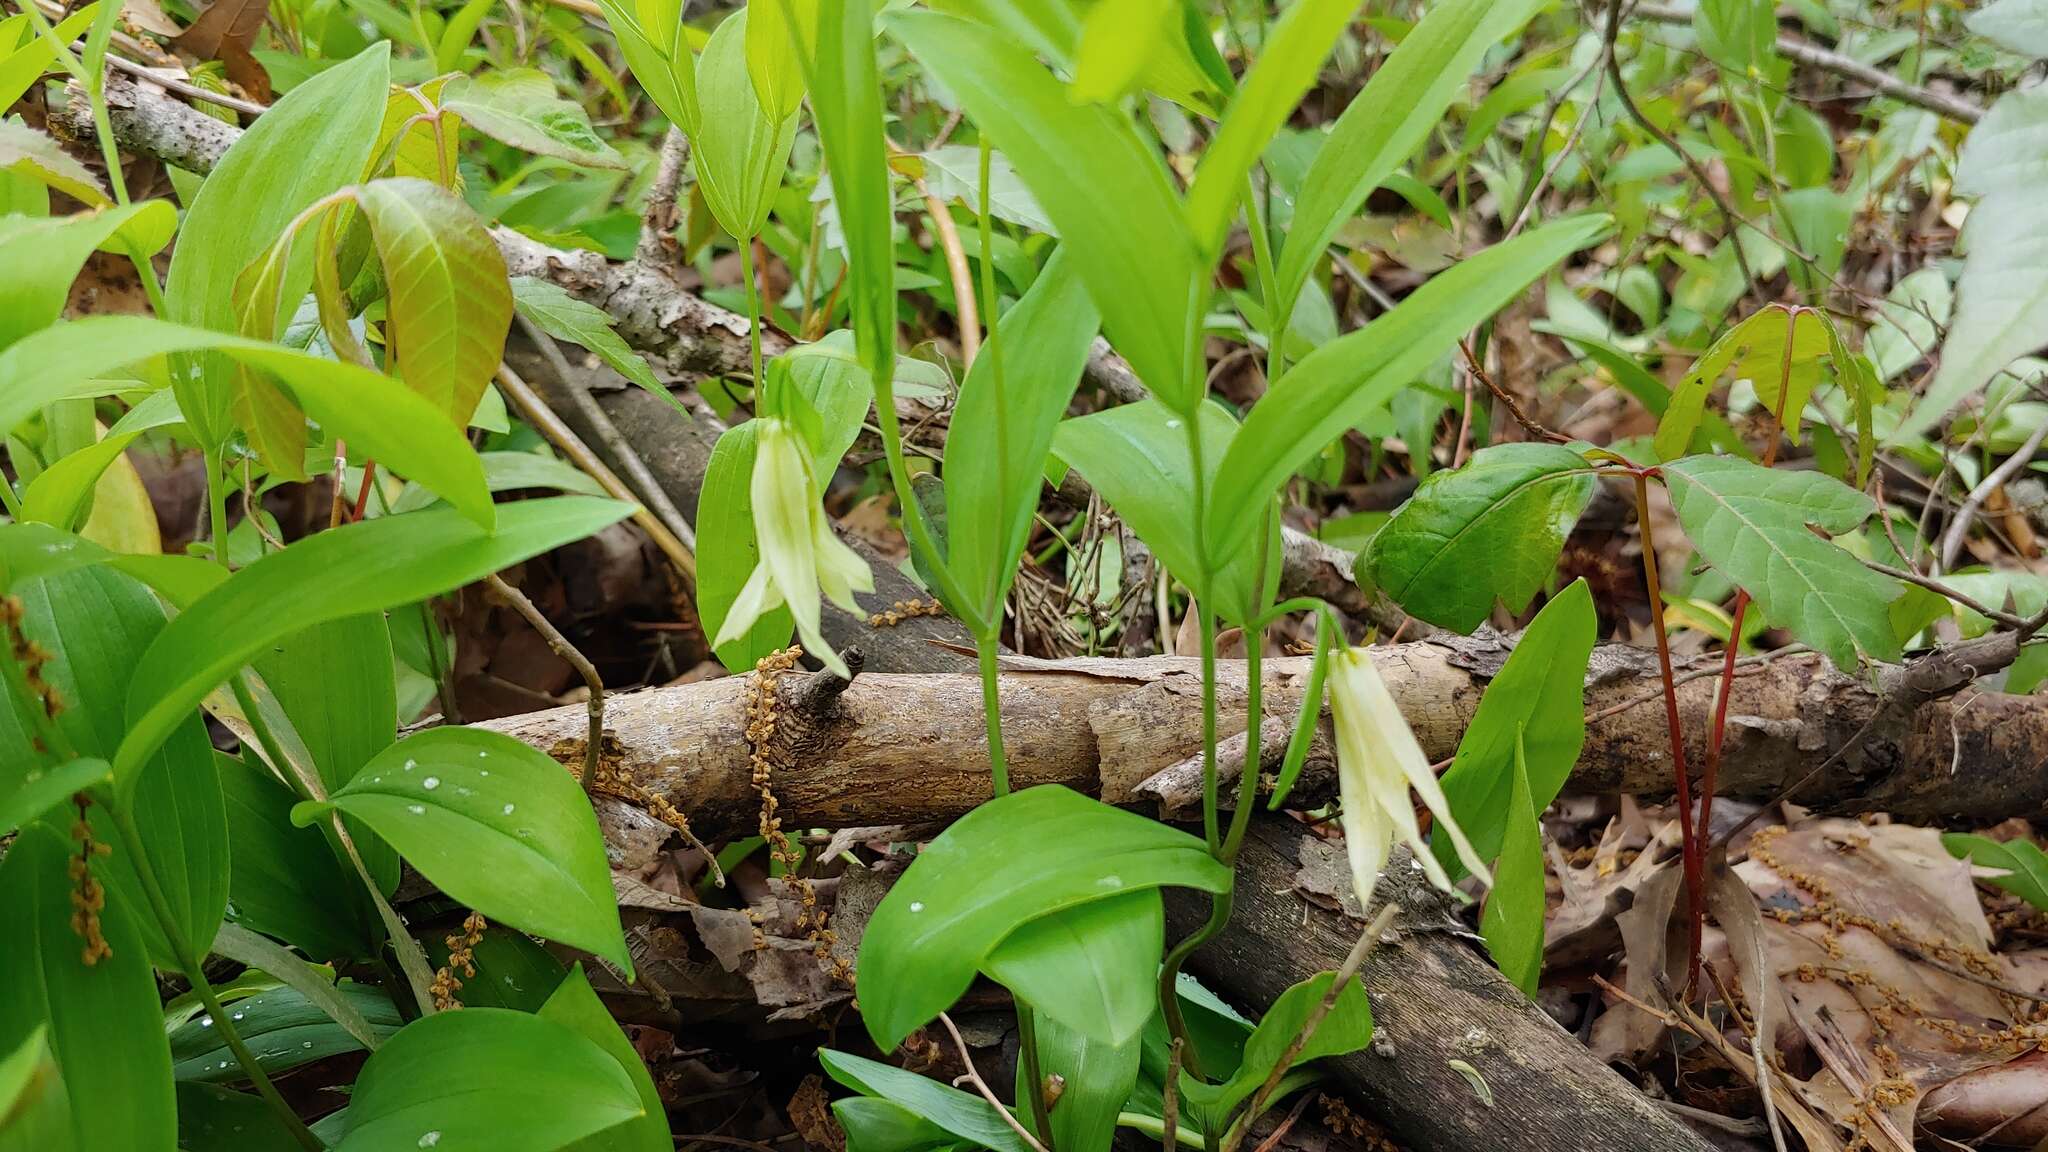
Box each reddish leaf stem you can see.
[1633,468,1702,994]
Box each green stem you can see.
[106,804,325,1152]
[1016,1003,1056,1150]
[417,600,460,725]
[1243,176,1282,380]
[1196,605,1220,852]
[204,445,232,568]
[977,631,1011,797]
[1119,1111,1209,1152]
[741,235,765,389]
[1219,621,1263,865]
[1157,888,1232,1083]
[229,674,439,1014]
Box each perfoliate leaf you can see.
[1479,730,1546,994]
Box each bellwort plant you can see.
[764,1,1612,1150]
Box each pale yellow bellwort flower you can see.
[1328,646,1492,906]
[713,417,872,676]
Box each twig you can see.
[1225,902,1400,1152]
[636,127,691,269]
[1162,1037,1185,1152]
[1459,340,1570,444]
[1632,2,1983,124]
[1940,418,2048,569]
[1505,64,1607,240]
[1861,559,2029,632]
[936,1011,1051,1152]
[486,573,606,799]
[494,361,699,585]
[103,54,269,116]
[1604,0,1760,305]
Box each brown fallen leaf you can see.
[175,0,271,101]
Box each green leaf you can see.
[434,0,494,71]
[538,966,669,1152]
[1070,0,1172,104]
[1019,1013,1141,1152]
[1180,969,1371,1126]
[1274,0,1545,330]
[831,1097,957,1152]
[1945,832,2048,912]
[168,982,401,1082]
[0,757,108,840]
[0,119,104,207]
[592,0,697,137]
[1211,214,1610,563]
[510,277,675,414]
[210,922,386,1051]
[1435,580,1594,879]
[0,1025,75,1152]
[334,1008,646,1152]
[291,726,632,973]
[21,388,182,531]
[918,144,1052,235]
[442,69,629,170]
[1052,399,1278,625]
[984,889,1162,1048]
[0,565,230,967]
[256,614,401,895]
[886,8,1202,409]
[745,0,813,120]
[1479,730,1545,994]
[422,925,565,1011]
[1185,0,1354,257]
[353,177,514,423]
[0,202,176,354]
[0,315,494,528]
[694,10,798,240]
[1896,87,2048,441]
[1358,444,1597,634]
[812,0,898,401]
[115,497,633,784]
[1659,455,1902,670]
[1655,305,1833,460]
[1969,0,2048,57]
[391,449,610,513]
[855,785,1231,1050]
[217,752,378,962]
[942,251,1100,625]
[163,42,390,448]
[821,1050,1033,1152]
[0,5,98,110]
[0,826,175,1152]
[175,1083,302,1152]
[697,422,796,672]
[1694,0,1776,74]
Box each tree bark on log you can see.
[1167,824,1716,1152]
[488,633,2048,871]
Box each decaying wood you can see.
[1165,826,1716,1152]
[489,632,2048,869]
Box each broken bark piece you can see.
[1166,825,1716,1152]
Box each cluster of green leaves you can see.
[0,23,691,1150]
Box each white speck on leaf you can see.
[403,759,416,772]
[418,1133,442,1148]
[502,803,515,815]
[408,804,425,815]
[422,776,440,790]
[909,901,925,913]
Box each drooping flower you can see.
[714,416,872,677]
[1328,645,1491,906]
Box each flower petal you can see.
[714,560,784,648]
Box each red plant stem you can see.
[350,460,379,522]
[1634,468,1702,994]
[1697,310,1800,857]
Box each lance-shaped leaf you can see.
[1273,0,1545,333]
[887,8,1203,410]
[1479,730,1546,994]
[694,10,798,241]
[0,201,176,353]
[1359,444,1597,634]
[982,889,1161,1048]
[1210,214,1610,564]
[1660,455,1902,670]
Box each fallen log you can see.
[489,631,2045,869]
[1167,825,1716,1152]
